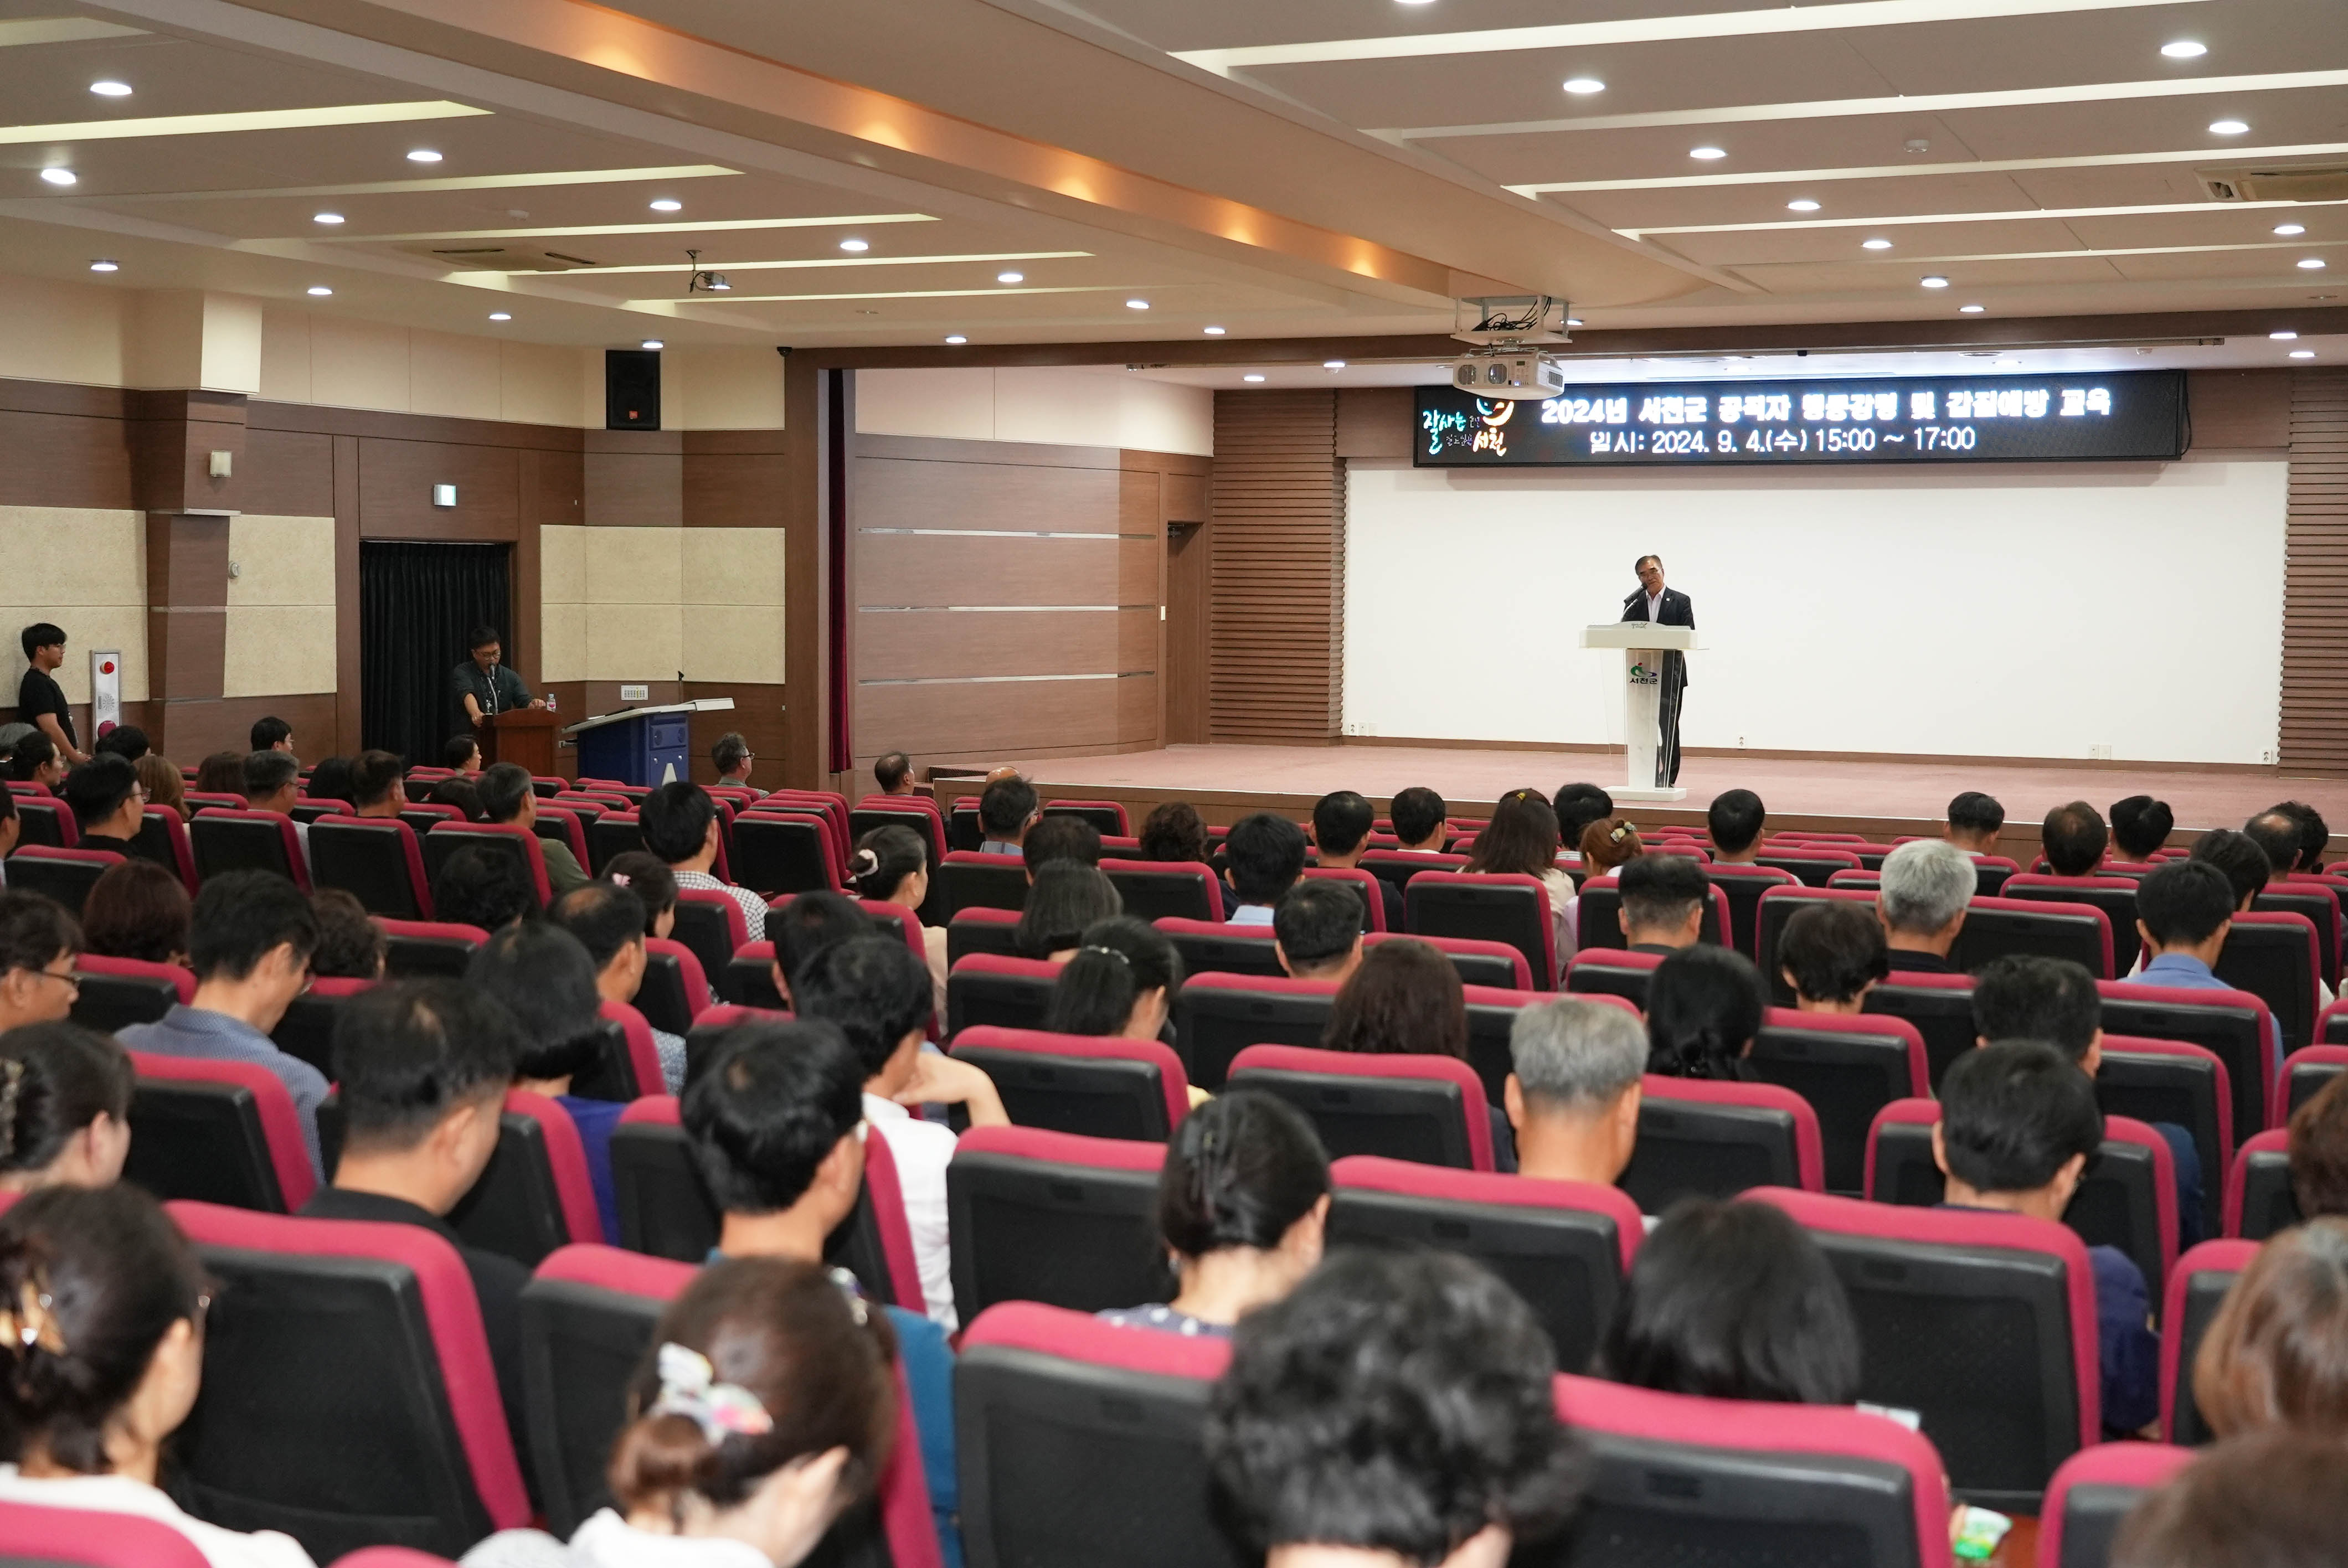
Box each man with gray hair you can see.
[1878,838,1975,974]
[1504,997,1648,1188]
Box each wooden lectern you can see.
[480,708,559,776]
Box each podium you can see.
[480,708,559,777]
[1580,625,1700,803]
[562,698,736,787]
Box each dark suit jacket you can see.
[1621,586,1695,685]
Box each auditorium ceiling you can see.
[0,0,2340,358]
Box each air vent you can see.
[430,246,509,256]
[542,251,600,268]
[2201,165,2348,202]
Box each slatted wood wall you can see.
[1209,389,1343,740]
[2284,368,2348,773]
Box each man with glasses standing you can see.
[0,891,83,1030]
[451,625,545,733]
[116,870,328,1178]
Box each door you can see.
[360,540,513,764]
[1165,520,1209,743]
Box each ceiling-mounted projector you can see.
[1450,353,1566,401]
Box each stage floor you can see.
[998,743,2345,838]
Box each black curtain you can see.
[361,541,513,765]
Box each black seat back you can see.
[382,930,480,978]
[448,1111,575,1268]
[2234,1142,2300,1242]
[2005,880,2143,976]
[70,969,179,1031]
[123,1080,286,1211]
[610,1119,721,1262]
[1231,1062,1477,1169]
[1952,901,2112,979]
[2168,1255,2249,1445]
[2286,1050,2346,1117]
[934,855,1029,919]
[1620,1092,1805,1211]
[1705,865,1796,958]
[951,1046,1175,1142]
[1171,981,1336,1091]
[1863,979,1980,1091]
[1159,923,1284,980]
[310,818,427,919]
[946,1144,1168,1324]
[946,963,1057,1036]
[668,899,740,991]
[585,813,648,876]
[5,852,111,915]
[1405,877,1552,990]
[519,1272,666,1537]
[634,949,698,1036]
[2254,885,2339,989]
[2100,990,2269,1147]
[1564,953,1656,1009]
[1101,863,1218,922]
[2098,1045,2226,1243]
[1749,1017,1918,1196]
[270,989,352,1078]
[190,813,300,883]
[2215,918,2319,1054]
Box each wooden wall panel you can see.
[857,532,1119,606]
[0,407,133,509]
[858,608,1124,680]
[2282,368,2348,773]
[2189,369,2292,450]
[1336,386,1415,460]
[1209,389,1343,740]
[857,676,1120,754]
[1165,472,1208,523]
[240,427,336,517]
[856,453,1120,532]
[684,431,785,528]
[687,679,785,785]
[357,438,519,539]
[585,430,682,528]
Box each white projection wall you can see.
[1343,455,2288,765]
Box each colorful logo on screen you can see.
[1422,398,1516,458]
[1629,661,1659,685]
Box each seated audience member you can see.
[193,750,244,797]
[1505,997,1646,1187]
[672,1029,952,1560]
[2266,800,2330,875]
[1579,817,1644,884]
[2190,827,2270,912]
[134,754,186,823]
[1226,812,1309,925]
[250,715,294,756]
[467,922,624,1243]
[641,780,768,937]
[1042,916,1184,1041]
[764,888,869,1009]
[602,850,679,941]
[1974,953,2203,1244]
[307,888,386,980]
[1204,1249,1580,1568]
[710,731,756,790]
[1462,789,1574,976]
[1877,838,1974,972]
[2190,1216,2348,1439]
[9,733,61,790]
[79,859,189,966]
[304,979,529,1458]
[851,823,945,1012]
[441,733,482,775]
[2111,1427,2348,1568]
[2290,1074,2348,1220]
[0,894,81,1032]
[553,881,684,1093]
[791,937,1007,1329]
[1388,786,1449,854]
[240,750,310,868]
[1945,791,2006,855]
[0,1184,318,1568]
[1274,880,1364,984]
[1552,782,1615,866]
[2119,860,2282,1073]
[2042,800,2109,877]
[427,775,484,822]
[1102,1090,1329,1337]
[1645,945,1767,1081]
[1706,788,1768,865]
[0,1023,133,1192]
[1311,790,1403,930]
[92,725,150,763]
[431,844,539,931]
[1933,1040,2158,1434]
[1777,901,1888,1013]
[2244,811,2308,887]
[1618,854,1709,954]
[2108,794,2174,865]
[1599,1199,1861,1405]
[1013,863,1121,961]
[1137,800,1211,865]
[61,754,143,855]
[476,762,587,897]
[1021,814,1101,878]
[873,747,913,796]
[1323,938,1514,1171]
[304,754,354,806]
[976,775,1038,857]
[117,872,325,1176]
[347,750,409,819]
[462,1255,905,1568]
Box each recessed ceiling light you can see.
[996,271,1023,283]
[306,285,332,296]
[1920,275,1950,288]
[1959,303,1985,313]
[88,80,131,96]
[1689,146,1727,161]
[944,334,967,344]
[488,311,511,321]
[1125,298,1150,309]
[406,148,442,163]
[2291,349,2316,358]
[1787,199,1821,212]
[2208,120,2249,135]
[87,260,117,272]
[640,339,664,349]
[2272,330,2300,339]
[1397,1,1435,6]
[1861,238,1893,250]
[1562,78,1605,94]
[39,168,75,187]
[2160,40,2207,58]
[313,212,344,225]
[1243,373,1266,382]
[1203,325,1226,335]
[839,238,869,252]
[648,198,682,212]
[2274,223,2307,236]
[1324,359,1346,369]
[2299,257,2329,270]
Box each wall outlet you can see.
[620,683,649,702]
[1737,735,1747,748]
[1343,720,1377,737]
[2089,744,2113,760]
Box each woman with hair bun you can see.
[0,1022,135,1192]
[462,1256,898,1567]
[849,824,945,1016]
[1644,945,1767,1081]
[1099,1089,1330,1338]
[0,1184,316,1566]
[1042,916,1183,1043]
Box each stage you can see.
[977,744,2346,852]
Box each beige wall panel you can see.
[991,368,1128,450]
[0,274,124,388]
[308,318,413,412]
[857,608,1120,680]
[222,605,336,697]
[854,675,1118,753]
[855,368,995,441]
[585,601,685,683]
[583,527,682,607]
[684,604,785,684]
[673,347,786,431]
[1109,375,1215,457]
[1117,672,1158,742]
[501,342,585,429]
[225,515,334,607]
[199,294,264,396]
[539,600,589,684]
[257,307,313,406]
[410,331,503,422]
[855,456,1118,533]
[856,533,1116,607]
[539,524,588,605]
[0,605,150,702]
[124,292,204,391]
[0,507,143,607]
[683,527,785,607]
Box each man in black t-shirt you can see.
[14,623,85,766]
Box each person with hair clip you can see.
[1042,916,1185,1045]
[0,1023,134,1192]
[462,1256,898,1568]
[1560,817,1645,958]
[1013,862,1121,962]
[1644,945,1767,1080]
[0,1184,317,1567]
[1100,1089,1330,1338]
[603,851,681,941]
[1461,788,1574,979]
[851,823,945,1015]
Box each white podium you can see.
[1580,624,1699,802]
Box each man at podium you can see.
[451,623,545,730]
[1620,555,1693,786]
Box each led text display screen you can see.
[1413,370,2187,467]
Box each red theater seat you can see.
[310,815,433,919]
[1100,857,1224,922]
[2038,1443,2195,1568]
[945,951,1062,1036]
[123,1049,317,1213]
[189,807,310,890]
[2160,1239,2258,1446]
[1749,1007,1928,1196]
[0,1500,213,1568]
[1621,1075,1825,1211]
[949,1024,1191,1141]
[2224,1128,2296,1241]
[421,821,553,907]
[1406,870,1558,989]
[1170,972,1341,1090]
[379,917,490,979]
[945,1126,1166,1324]
[68,952,193,1032]
[1229,1043,1494,1170]
[4,844,120,914]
